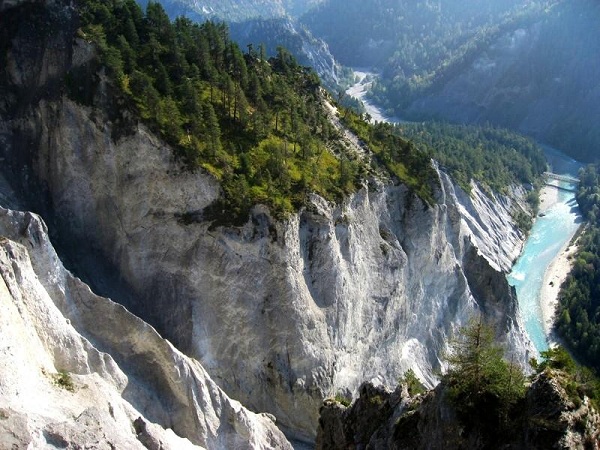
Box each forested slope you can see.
[72,0,548,250]
[338,110,545,205]
[396,122,546,195]
[76,0,442,222]
[556,164,600,370]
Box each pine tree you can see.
[202,102,221,157]
[444,318,526,421]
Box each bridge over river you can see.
[543,172,580,191]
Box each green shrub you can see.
[401,369,426,396]
[334,393,352,407]
[54,371,75,392]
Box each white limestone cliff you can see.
[0,0,533,442]
[3,90,532,440]
[0,206,293,449]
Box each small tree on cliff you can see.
[444,318,527,425]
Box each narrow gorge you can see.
[0,0,538,447]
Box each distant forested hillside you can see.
[303,0,600,163]
[301,0,536,70]
[399,0,600,163]
[301,0,556,107]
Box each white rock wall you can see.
[0,207,293,450]
[14,95,532,441]
[0,9,532,440]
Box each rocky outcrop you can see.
[0,206,292,449]
[316,375,600,450]
[526,371,600,450]
[0,0,532,442]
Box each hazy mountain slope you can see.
[136,0,324,22]
[403,0,600,163]
[301,0,532,69]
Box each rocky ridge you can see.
[0,0,533,443]
[316,373,600,449]
[0,206,292,449]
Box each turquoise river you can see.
[507,147,583,354]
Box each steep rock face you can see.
[143,0,324,23]
[229,18,340,87]
[1,96,530,440]
[0,206,293,449]
[0,0,531,442]
[316,376,600,450]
